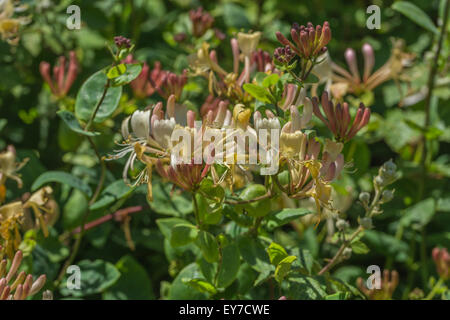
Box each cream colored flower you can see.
[237,31,261,57]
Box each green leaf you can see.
[217,243,240,288]
[238,184,271,218]
[290,248,314,275]
[392,1,438,34]
[103,255,155,300]
[266,208,312,230]
[32,171,92,197]
[238,236,273,273]
[262,74,279,88]
[170,224,199,247]
[266,242,288,265]
[182,278,217,295]
[400,198,436,230]
[111,64,143,87]
[57,111,100,136]
[106,63,127,79]
[195,231,219,263]
[59,259,120,297]
[274,255,297,283]
[168,263,207,299]
[89,180,135,210]
[351,240,370,254]
[75,70,122,123]
[149,182,193,216]
[242,83,271,103]
[156,217,191,239]
[288,275,327,299]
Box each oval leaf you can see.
[392,1,438,34]
[32,171,92,197]
[57,110,100,136]
[75,70,122,123]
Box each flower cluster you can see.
[189,7,214,38]
[276,22,331,60]
[40,51,79,98]
[0,250,50,300]
[312,91,371,142]
[1,186,56,258]
[125,55,187,101]
[109,18,374,224]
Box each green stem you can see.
[420,0,450,168]
[84,79,110,132]
[192,192,201,227]
[424,277,444,300]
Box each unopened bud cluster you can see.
[276,21,331,60]
[273,45,295,65]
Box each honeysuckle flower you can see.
[276,21,331,60]
[237,31,261,57]
[0,0,31,45]
[156,159,210,192]
[320,139,344,181]
[330,42,414,99]
[189,7,214,38]
[22,186,55,238]
[0,145,28,197]
[432,247,450,280]
[310,51,333,96]
[124,57,166,99]
[0,250,48,300]
[357,270,399,300]
[312,91,370,142]
[279,85,313,130]
[124,56,187,101]
[0,201,23,258]
[157,69,188,101]
[251,49,275,73]
[110,95,196,200]
[39,51,78,98]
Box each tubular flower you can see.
[279,84,313,130]
[22,186,55,238]
[156,159,210,192]
[312,91,370,142]
[357,270,399,300]
[189,7,214,38]
[189,35,270,103]
[276,21,331,60]
[0,202,23,259]
[432,247,450,280]
[0,250,49,300]
[0,0,31,45]
[125,56,187,101]
[39,51,78,98]
[330,42,414,99]
[252,49,275,73]
[157,69,188,101]
[0,187,55,258]
[109,94,196,200]
[0,145,28,196]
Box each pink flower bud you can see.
[362,43,375,82]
